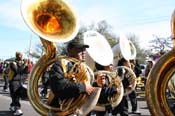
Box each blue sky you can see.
[0,0,175,60]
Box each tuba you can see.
[114,66,137,96]
[145,9,175,116]
[112,34,137,66]
[83,30,124,111]
[21,0,101,116]
[83,30,114,72]
[93,70,124,112]
[112,34,137,96]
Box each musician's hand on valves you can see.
[85,82,94,95]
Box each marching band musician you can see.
[48,39,94,115]
[9,51,29,116]
[129,59,141,114]
[112,58,130,116]
[88,63,118,116]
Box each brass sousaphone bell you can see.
[112,34,137,66]
[84,30,114,72]
[145,9,175,116]
[21,0,101,116]
[21,0,79,43]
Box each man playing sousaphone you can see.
[83,30,124,116]
[112,57,137,116]
[48,39,94,115]
[88,63,119,116]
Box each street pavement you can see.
[0,78,40,116]
[0,79,151,116]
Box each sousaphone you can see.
[83,30,124,111]
[145,9,175,116]
[112,34,137,96]
[84,30,114,69]
[21,0,101,115]
[112,34,137,66]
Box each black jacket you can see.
[10,60,29,81]
[93,79,117,104]
[49,61,86,100]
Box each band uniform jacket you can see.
[92,78,117,104]
[49,60,87,103]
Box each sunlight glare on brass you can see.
[21,0,78,42]
[35,13,61,34]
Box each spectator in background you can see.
[28,59,33,74]
[144,60,154,86]
[3,62,10,92]
[25,59,33,80]
[0,62,4,74]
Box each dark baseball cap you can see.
[67,39,89,49]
